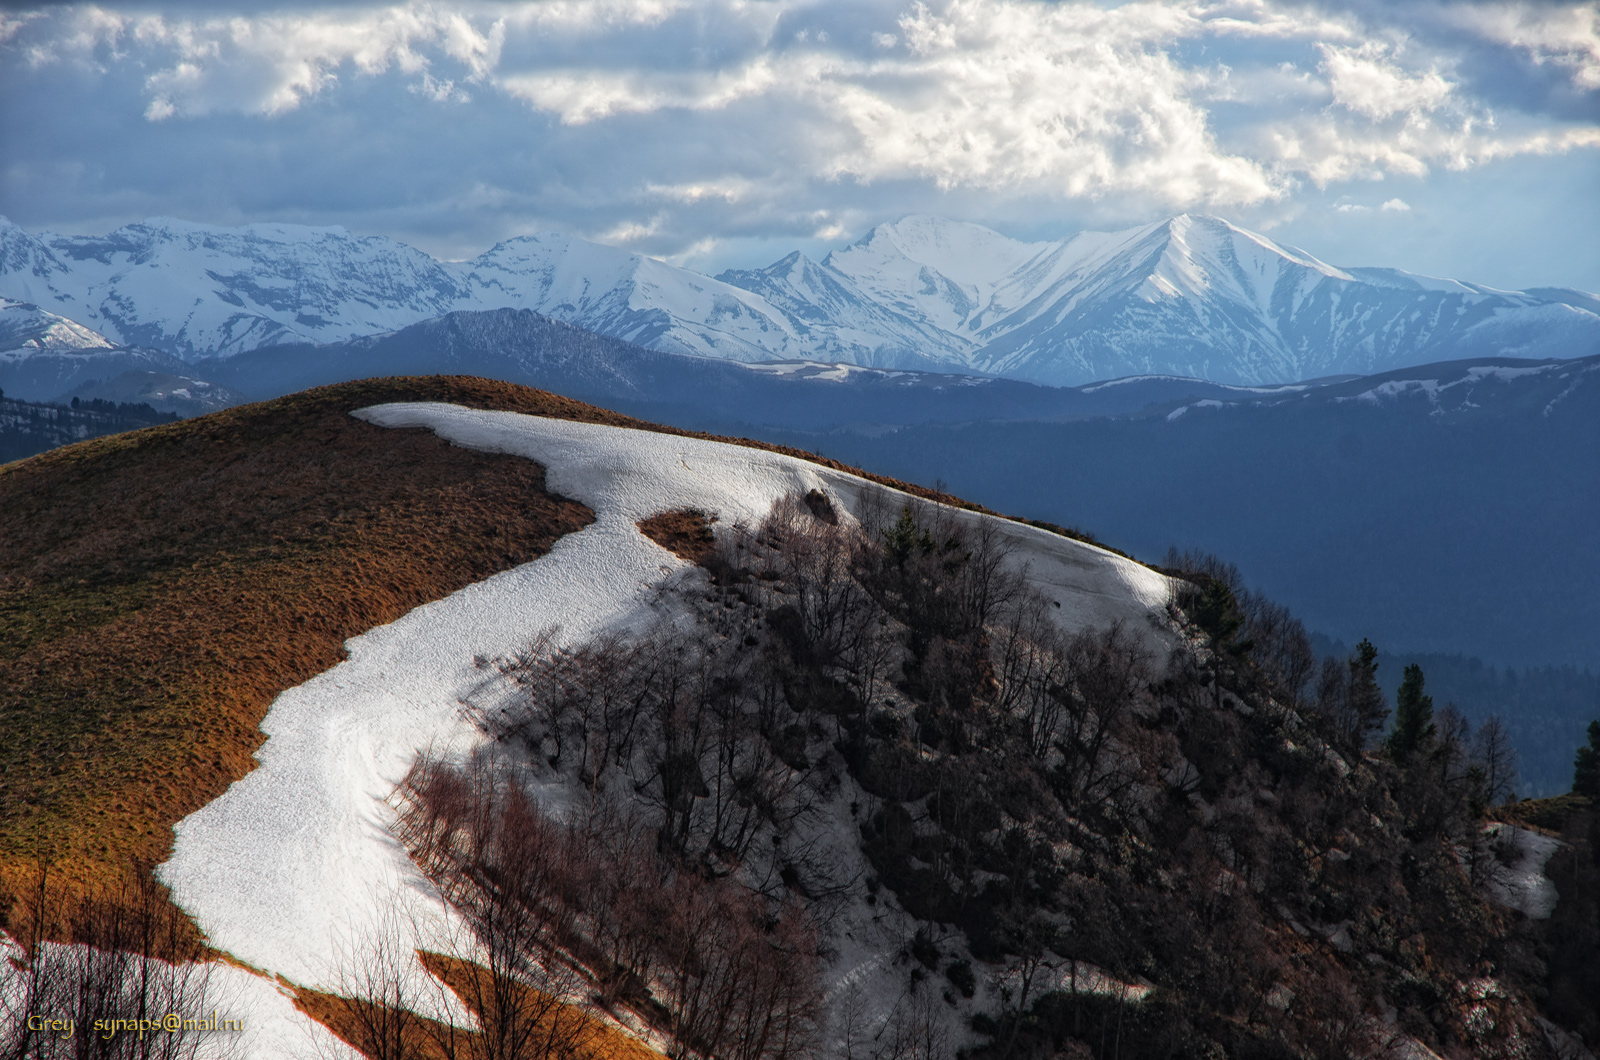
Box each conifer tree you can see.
[1386,663,1436,760]
[1347,638,1387,748]
[1574,719,1600,799]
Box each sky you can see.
[1,0,1598,291]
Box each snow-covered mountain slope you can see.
[0,215,799,363]
[462,232,801,362]
[962,216,1600,385]
[0,294,238,404]
[817,215,1051,338]
[0,217,470,359]
[715,251,971,370]
[720,214,1600,384]
[0,296,115,354]
[4,214,1596,385]
[157,405,1174,1056]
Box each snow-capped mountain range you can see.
[3,213,1597,386]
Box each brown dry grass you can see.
[637,509,718,564]
[295,951,663,1060]
[0,377,597,931]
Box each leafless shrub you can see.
[0,865,229,1060]
[325,911,436,1060]
[1472,715,1519,807]
[397,752,823,1060]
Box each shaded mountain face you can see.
[188,307,1310,432]
[764,354,1600,678]
[57,370,250,417]
[0,391,178,464]
[4,214,1595,385]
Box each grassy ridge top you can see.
[0,377,607,921]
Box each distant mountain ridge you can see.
[2,213,1597,385]
[188,307,1310,433]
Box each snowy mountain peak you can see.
[833,214,1049,288]
[0,296,114,355]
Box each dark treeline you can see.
[1312,634,1600,797]
[0,391,177,464]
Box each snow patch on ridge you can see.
[1481,824,1562,920]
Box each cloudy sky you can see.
[2,0,1598,289]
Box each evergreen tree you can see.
[1192,579,1249,655]
[1347,638,1387,748]
[881,507,933,567]
[1386,663,1437,760]
[1574,719,1600,799]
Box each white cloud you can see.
[1382,197,1411,211]
[814,1,1281,205]
[1319,41,1453,119]
[500,57,784,124]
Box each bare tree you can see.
[1473,714,1520,807]
[0,864,230,1060]
[326,911,435,1060]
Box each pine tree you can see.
[1574,719,1600,799]
[1347,638,1387,748]
[1192,580,1249,655]
[1386,663,1436,760]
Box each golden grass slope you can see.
[0,377,607,920]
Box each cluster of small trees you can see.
[1162,549,1522,810]
[395,753,822,1060]
[395,494,1581,1060]
[392,492,1174,1060]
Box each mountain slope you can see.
[976,217,1600,384]
[777,353,1600,678]
[0,215,800,363]
[0,391,178,463]
[190,307,1308,434]
[5,214,1595,385]
[0,296,192,402]
[4,377,1596,1060]
[0,296,115,354]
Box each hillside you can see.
[0,392,178,463]
[771,354,1600,677]
[3,378,1597,1060]
[0,375,1057,903]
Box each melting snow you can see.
[1481,824,1562,919]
